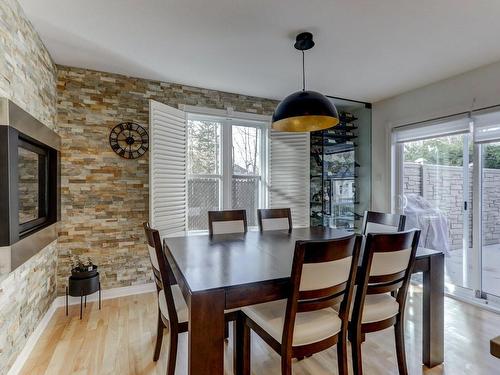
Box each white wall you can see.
[372,60,500,212]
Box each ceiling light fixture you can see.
[272,32,339,132]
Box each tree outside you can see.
[404,135,500,169]
[187,120,220,174]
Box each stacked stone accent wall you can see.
[0,0,57,128]
[0,242,57,374]
[56,65,278,294]
[404,162,500,249]
[0,1,58,374]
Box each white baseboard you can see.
[54,281,156,307]
[6,297,59,375]
[7,282,156,375]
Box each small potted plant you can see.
[71,256,98,279]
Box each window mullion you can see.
[222,119,233,209]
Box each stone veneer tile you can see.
[0,242,57,375]
[0,0,58,374]
[56,65,278,294]
[0,0,57,129]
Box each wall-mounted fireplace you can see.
[0,98,60,277]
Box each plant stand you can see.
[66,272,101,319]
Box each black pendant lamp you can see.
[272,32,339,132]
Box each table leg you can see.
[188,289,225,375]
[422,253,444,367]
[234,312,250,375]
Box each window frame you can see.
[186,112,269,231]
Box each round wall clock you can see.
[109,122,149,159]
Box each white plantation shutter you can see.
[269,130,310,227]
[149,100,187,237]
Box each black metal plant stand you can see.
[66,272,101,319]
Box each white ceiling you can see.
[19,0,500,103]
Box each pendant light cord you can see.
[302,50,306,91]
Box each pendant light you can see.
[272,32,339,132]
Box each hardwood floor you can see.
[20,286,500,375]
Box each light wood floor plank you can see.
[19,286,500,374]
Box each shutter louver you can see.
[149,100,187,237]
[269,131,310,227]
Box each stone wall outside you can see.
[0,1,58,373]
[56,65,278,294]
[403,162,500,249]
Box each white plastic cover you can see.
[403,194,450,256]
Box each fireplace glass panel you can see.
[18,146,40,224]
[17,139,48,235]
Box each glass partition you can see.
[310,98,371,231]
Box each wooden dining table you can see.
[163,227,444,375]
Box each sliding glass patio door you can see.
[394,108,500,303]
[474,109,500,300]
[393,116,474,294]
[478,141,500,298]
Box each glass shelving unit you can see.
[310,98,371,231]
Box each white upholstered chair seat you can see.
[334,293,400,324]
[158,286,189,323]
[361,294,399,323]
[242,299,342,347]
[355,294,399,324]
[159,287,239,324]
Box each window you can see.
[149,100,310,237]
[187,118,222,230]
[187,114,267,230]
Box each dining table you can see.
[163,227,444,375]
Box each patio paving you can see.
[445,244,500,296]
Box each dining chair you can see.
[491,336,500,358]
[208,209,248,235]
[362,210,406,234]
[257,208,292,232]
[349,229,421,375]
[144,223,167,362]
[144,222,188,374]
[207,210,246,338]
[143,222,238,375]
[238,234,362,375]
[146,223,163,295]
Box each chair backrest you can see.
[257,208,292,232]
[351,230,421,326]
[144,223,162,291]
[362,210,406,234]
[282,234,361,349]
[208,209,247,235]
[143,222,180,326]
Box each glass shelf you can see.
[310,102,371,230]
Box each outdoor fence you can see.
[403,162,500,249]
[187,176,259,230]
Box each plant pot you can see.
[71,266,98,279]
